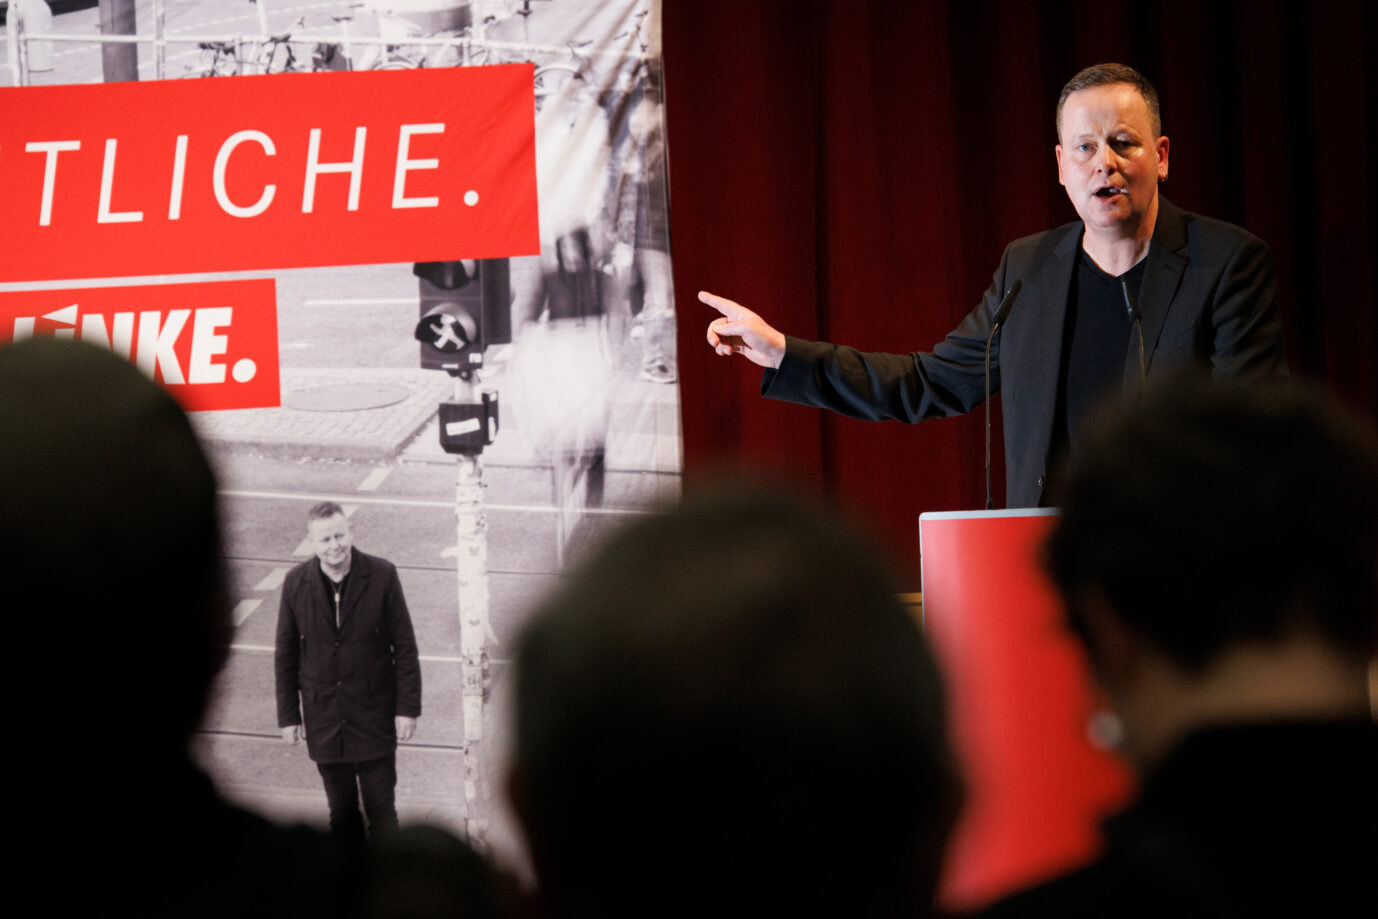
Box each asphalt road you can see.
[198,409,675,829]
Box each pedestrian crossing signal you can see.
[414,259,512,378]
[416,306,476,353]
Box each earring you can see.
[1085,709,1124,751]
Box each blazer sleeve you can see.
[385,567,423,719]
[274,574,303,728]
[1208,234,1288,380]
[759,246,1017,422]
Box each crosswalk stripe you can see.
[254,568,288,591]
[357,467,391,491]
[233,599,263,626]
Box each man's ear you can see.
[504,763,553,893]
[505,762,535,847]
[1070,590,1141,701]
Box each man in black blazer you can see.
[702,63,1286,507]
[276,501,422,842]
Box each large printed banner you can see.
[0,66,539,282]
[0,279,279,410]
[1,0,678,876]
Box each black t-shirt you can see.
[1051,250,1148,463]
[319,565,350,628]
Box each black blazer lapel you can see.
[336,548,370,633]
[309,563,337,634]
[1129,196,1189,379]
[1017,224,1079,479]
[1033,224,1081,380]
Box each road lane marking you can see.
[228,643,481,664]
[385,339,419,363]
[304,298,417,306]
[195,726,498,752]
[221,489,653,516]
[233,599,263,626]
[357,467,391,492]
[254,568,288,591]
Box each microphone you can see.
[985,279,1022,510]
[1121,278,1146,384]
[993,279,1022,326]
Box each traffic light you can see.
[414,259,512,378]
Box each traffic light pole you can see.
[413,258,507,844]
[452,375,493,845]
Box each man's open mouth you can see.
[1095,185,1126,198]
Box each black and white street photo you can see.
[2,0,680,847]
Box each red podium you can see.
[919,509,1135,912]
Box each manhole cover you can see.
[283,383,412,412]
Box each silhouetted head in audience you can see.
[1047,373,1378,768]
[0,338,229,772]
[507,489,959,918]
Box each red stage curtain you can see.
[665,0,1377,585]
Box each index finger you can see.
[698,290,747,318]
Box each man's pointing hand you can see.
[701,291,787,369]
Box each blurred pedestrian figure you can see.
[608,85,676,384]
[512,79,616,512]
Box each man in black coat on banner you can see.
[276,501,423,842]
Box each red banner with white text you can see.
[0,66,538,282]
[0,279,280,410]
